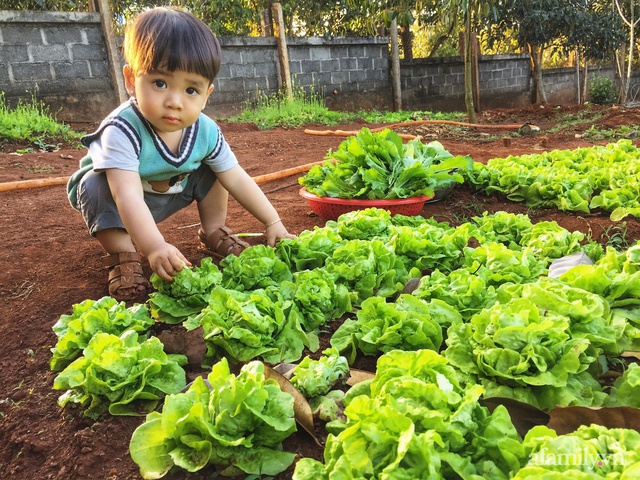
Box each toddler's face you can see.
[125,67,213,135]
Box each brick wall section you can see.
[542,66,619,104]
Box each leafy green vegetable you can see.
[331,294,445,364]
[299,127,470,199]
[129,358,297,479]
[559,244,640,351]
[515,424,640,478]
[330,206,393,240]
[462,242,547,285]
[444,295,605,411]
[50,296,154,371]
[220,244,293,291]
[324,238,412,305]
[466,140,640,220]
[276,267,352,331]
[413,268,497,322]
[308,389,345,422]
[472,210,534,247]
[185,286,315,364]
[605,363,640,408]
[277,226,344,272]
[294,350,525,480]
[54,330,187,417]
[290,348,349,398]
[148,257,222,324]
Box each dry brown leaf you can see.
[272,362,297,379]
[346,368,375,386]
[547,406,640,435]
[156,326,207,367]
[264,364,322,447]
[621,351,640,362]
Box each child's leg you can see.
[195,178,249,259]
[75,170,149,300]
[196,179,229,236]
[95,228,137,254]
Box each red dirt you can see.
[1,104,640,479]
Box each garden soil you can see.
[2,104,640,479]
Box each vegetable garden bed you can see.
[3,104,640,479]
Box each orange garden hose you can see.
[0,159,330,193]
[0,176,69,192]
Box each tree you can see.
[439,0,500,122]
[565,1,624,103]
[487,0,623,105]
[486,0,572,104]
[614,0,640,104]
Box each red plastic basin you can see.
[299,188,432,221]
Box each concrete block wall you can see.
[542,66,619,104]
[211,36,392,117]
[0,10,117,122]
[400,54,531,112]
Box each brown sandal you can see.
[102,252,150,301]
[198,227,250,260]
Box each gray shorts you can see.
[74,164,217,236]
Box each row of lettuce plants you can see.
[49,207,640,478]
[465,139,640,221]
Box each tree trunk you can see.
[400,24,413,60]
[272,3,292,100]
[428,20,455,57]
[581,63,588,104]
[391,19,402,111]
[576,50,581,104]
[463,12,476,123]
[529,44,547,104]
[471,31,480,113]
[622,0,636,105]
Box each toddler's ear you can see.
[123,65,136,96]
[202,84,214,110]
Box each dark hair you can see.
[123,7,221,83]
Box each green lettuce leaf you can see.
[220,244,292,291]
[54,330,187,417]
[290,348,349,398]
[186,286,313,364]
[148,257,222,324]
[130,359,296,479]
[331,294,443,363]
[606,363,640,408]
[50,297,154,372]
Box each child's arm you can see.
[105,168,191,280]
[215,165,295,245]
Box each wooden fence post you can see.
[471,31,480,113]
[272,3,293,100]
[95,0,128,104]
[390,18,402,111]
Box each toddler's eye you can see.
[153,80,167,88]
[186,87,199,95]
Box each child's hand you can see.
[265,219,296,246]
[147,241,192,281]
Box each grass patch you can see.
[229,86,351,129]
[229,86,465,129]
[547,109,604,134]
[0,92,83,147]
[581,124,639,142]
